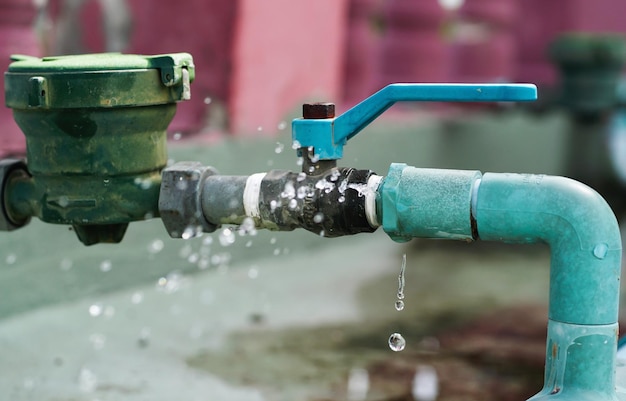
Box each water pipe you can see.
[1,52,623,399]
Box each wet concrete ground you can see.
[0,109,624,400]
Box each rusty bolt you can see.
[303,102,335,119]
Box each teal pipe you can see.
[379,163,622,400]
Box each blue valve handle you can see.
[292,83,538,161]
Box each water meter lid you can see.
[5,52,194,109]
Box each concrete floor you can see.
[1,109,625,400]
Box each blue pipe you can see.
[379,163,622,400]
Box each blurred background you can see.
[2,0,626,400]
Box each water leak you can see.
[397,254,406,300]
[218,228,236,246]
[388,333,406,352]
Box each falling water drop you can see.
[173,132,182,140]
[313,212,324,223]
[274,142,285,154]
[99,260,112,272]
[148,239,164,254]
[388,333,406,352]
[278,121,287,131]
[5,253,17,265]
[395,300,405,311]
[397,254,406,300]
[219,228,236,246]
[88,304,103,317]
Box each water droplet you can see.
[257,126,263,132]
[288,199,298,210]
[281,181,296,199]
[296,157,303,166]
[412,365,439,401]
[202,236,213,246]
[89,304,103,317]
[270,199,278,212]
[330,170,340,182]
[238,217,257,236]
[338,196,345,203]
[278,121,287,131]
[23,377,35,390]
[308,166,315,173]
[148,239,164,254]
[156,271,186,294]
[89,333,106,350]
[5,253,17,265]
[99,260,112,272]
[388,333,406,352]
[203,97,212,105]
[319,230,326,237]
[182,225,202,240]
[297,172,307,182]
[397,254,406,300]
[219,228,236,246]
[77,367,98,393]
[313,212,324,223]
[270,237,277,245]
[593,243,608,259]
[131,292,144,304]
[187,253,200,264]
[198,258,210,269]
[274,142,285,154]
[60,258,73,271]
[347,368,369,401]
[103,178,110,186]
[292,140,302,150]
[173,132,182,140]
[175,177,188,190]
[58,195,70,207]
[245,240,253,247]
[395,300,405,311]
[248,266,259,279]
[273,248,281,256]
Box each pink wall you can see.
[0,0,40,157]
[229,0,349,135]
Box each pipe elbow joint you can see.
[474,173,622,325]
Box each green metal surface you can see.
[379,163,481,242]
[529,320,618,400]
[378,163,622,400]
[3,53,194,244]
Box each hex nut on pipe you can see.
[159,161,219,237]
[0,159,31,231]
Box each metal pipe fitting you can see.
[378,163,622,400]
[159,162,381,238]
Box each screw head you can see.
[303,103,335,119]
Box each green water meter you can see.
[3,52,194,245]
